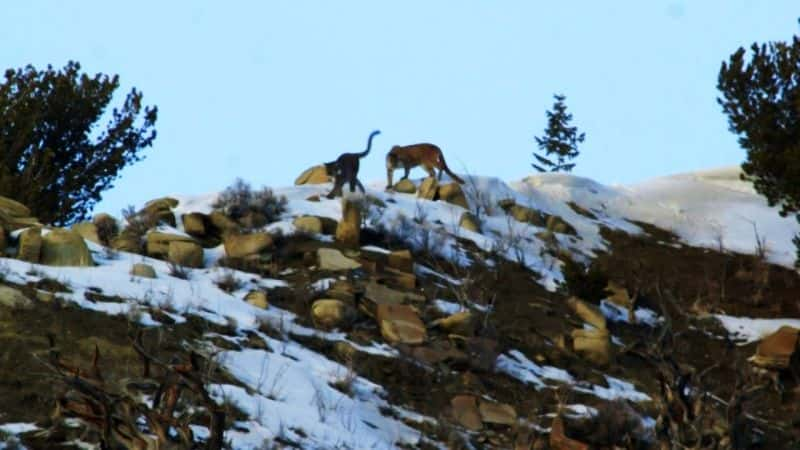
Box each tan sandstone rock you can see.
[41,228,94,267]
[311,299,355,330]
[749,326,799,370]
[293,216,323,234]
[438,183,469,209]
[451,395,483,431]
[393,179,417,194]
[223,232,273,259]
[376,304,426,345]
[17,227,42,263]
[295,165,331,185]
[317,248,361,271]
[131,263,157,279]
[168,240,204,268]
[71,222,101,245]
[417,178,439,200]
[335,198,362,248]
[244,290,269,309]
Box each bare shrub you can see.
[168,261,190,280]
[215,269,242,293]
[94,214,119,245]
[213,178,288,229]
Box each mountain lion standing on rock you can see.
[385,143,465,190]
[324,130,381,199]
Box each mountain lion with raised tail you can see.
[324,130,381,199]
[385,143,464,190]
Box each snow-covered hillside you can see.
[1,165,798,449]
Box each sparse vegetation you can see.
[560,256,609,302]
[213,178,288,229]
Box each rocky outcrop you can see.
[417,178,439,200]
[146,231,197,259]
[335,198,361,248]
[459,212,481,232]
[130,263,157,279]
[293,216,323,234]
[244,291,269,309]
[141,197,178,227]
[0,196,41,231]
[0,285,34,309]
[317,248,361,271]
[295,165,330,185]
[567,297,607,330]
[393,179,416,194]
[749,326,799,370]
[181,212,207,237]
[71,222,101,245]
[438,182,469,209]
[311,299,356,330]
[17,227,42,263]
[376,304,426,345]
[41,229,94,267]
[167,241,204,268]
[571,327,611,366]
[223,232,273,259]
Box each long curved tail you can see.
[439,153,465,184]
[358,130,381,158]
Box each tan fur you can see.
[385,143,464,189]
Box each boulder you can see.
[546,215,577,236]
[223,232,273,259]
[605,281,633,309]
[438,183,469,209]
[380,267,417,290]
[306,195,321,202]
[293,216,323,234]
[17,227,42,263]
[182,213,207,237]
[146,231,197,258]
[244,290,269,309]
[0,196,31,218]
[168,240,204,268]
[208,211,241,236]
[317,248,361,271]
[376,304,426,345]
[141,197,178,227]
[566,297,607,330]
[498,199,547,227]
[41,229,94,267]
[311,299,355,330]
[393,179,417,194]
[749,326,799,370]
[433,311,476,336]
[478,400,517,426]
[112,230,143,254]
[131,263,157,279]
[387,249,414,273]
[295,165,331,185]
[0,285,34,309]
[459,212,481,233]
[417,177,439,200]
[0,225,6,254]
[571,328,611,366]
[335,198,361,248]
[451,395,483,431]
[361,281,425,316]
[71,222,101,245]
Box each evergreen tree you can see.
[0,61,157,225]
[717,23,800,266]
[532,94,585,172]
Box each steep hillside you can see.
[0,167,798,449]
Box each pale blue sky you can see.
[2,2,798,215]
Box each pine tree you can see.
[717,23,800,266]
[532,94,585,173]
[0,61,157,225]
